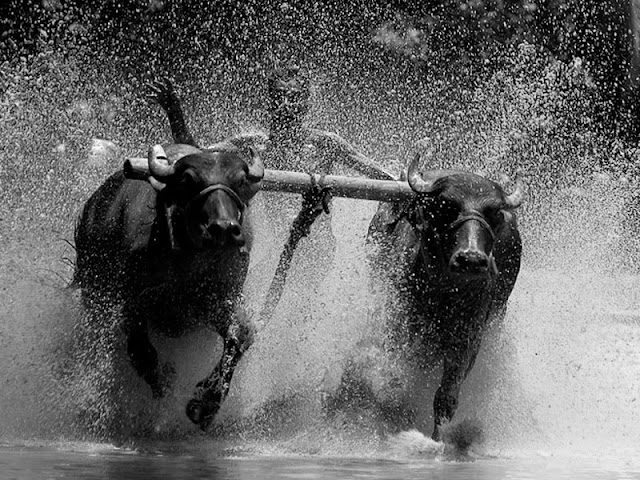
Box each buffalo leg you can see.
[126,325,162,398]
[431,339,482,440]
[122,302,174,399]
[186,312,254,430]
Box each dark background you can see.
[1,0,639,137]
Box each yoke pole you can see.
[260,169,415,203]
[124,157,416,203]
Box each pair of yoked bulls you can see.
[74,82,524,439]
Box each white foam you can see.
[387,430,444,458]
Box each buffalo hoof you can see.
[438,418,484,454]
[150,361,176,399]
[185,399,217,431]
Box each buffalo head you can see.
[141,143,264,250]
[407,153,524,276]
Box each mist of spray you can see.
[0,43,639,458]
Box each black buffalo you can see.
[74,142,263,430]
[367,151,524,440]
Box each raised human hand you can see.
[145,77,179,113]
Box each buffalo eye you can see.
[181,169,201,188]
[485,208,504,226]
[170,169,202,203]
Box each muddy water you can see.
[1,444,637,480]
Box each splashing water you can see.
[1,43,640,470]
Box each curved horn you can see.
[407,152,456,194]
[246,147,264,181]
[504,173,525,209]
[148,144,176,179]
[407,153,436,193]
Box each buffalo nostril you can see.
[229,224,245,246]
[206,221,223,238]
[206,220,244,246]
[450,251,490,273]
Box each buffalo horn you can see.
[148,144,176,179]
[407,153,435,193]
[123,157,150,180]
[504,173,525,209]
[407,152,453,194]
[247,146,265,182]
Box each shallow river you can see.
[2,443,639,479]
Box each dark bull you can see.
[74,142,264,430]
[367,149,524,440]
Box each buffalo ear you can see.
[246,146,265,182]
[501,210,514,224]
[239,147,264,200]
[502,171,525,209]
[237,177,262,201]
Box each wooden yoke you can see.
[124,157,415,203]
[262,169,414,202]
